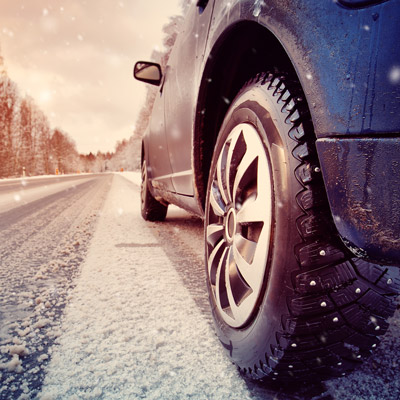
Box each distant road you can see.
[0,174,107,214]
[0,174,99,193]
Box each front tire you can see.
[141,160,168,221]
[204,73,399,382]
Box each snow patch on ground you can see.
[39,175,252,400]
[116,171,141,186]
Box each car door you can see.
[162,0,215,196]
[146,75,175,193]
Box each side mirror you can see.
[133,61,162,86]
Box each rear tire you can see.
[141,160,168,221]
[204,73,400,383]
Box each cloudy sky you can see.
[0,0,183,154]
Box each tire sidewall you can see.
[140,159,168,221]
[205,82,304,368]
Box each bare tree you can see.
[15,96,35,176]
[0,48,85,177]
[0,51,19,177]
[35,111,52,175]
[50,129,79,174]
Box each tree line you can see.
[0,52,120,178]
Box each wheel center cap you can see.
[225,208,237,241]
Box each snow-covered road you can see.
[0,174,111,399]
[1,173,399,400]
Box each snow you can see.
[0,353,23,373]
[1,171,398,399]
[0,174,111,398]
[116,171,141,186]
[389,66,400,85]
[38,174,253,400]
[8,345,29,357]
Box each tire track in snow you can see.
[0,174,112,400]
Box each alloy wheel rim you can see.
[206,123,273,328]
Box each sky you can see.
[0,0,183,154]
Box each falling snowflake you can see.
[388,66,400,84]
[253,0,264,17]
[2,28,14,38]
[39,90,52,104]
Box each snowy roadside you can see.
[38,174,255,400]
[116,171,141,187]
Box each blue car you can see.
[134,0,400,382]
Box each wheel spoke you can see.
[228,250,252,303]
[232,230,268,290]
[226,130,247,204]
[232,147,259,206]
[232,243,254,288]
[234,234,257,265]
[206,223,224,247]
[216,145,230,205]
[237,148,271,223]
[225,248,240,319]
[207,239,225,285]
[215,247,230,313]
[210,183,225,217]
[237,194,269,224]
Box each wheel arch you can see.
[193,20,312,210]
